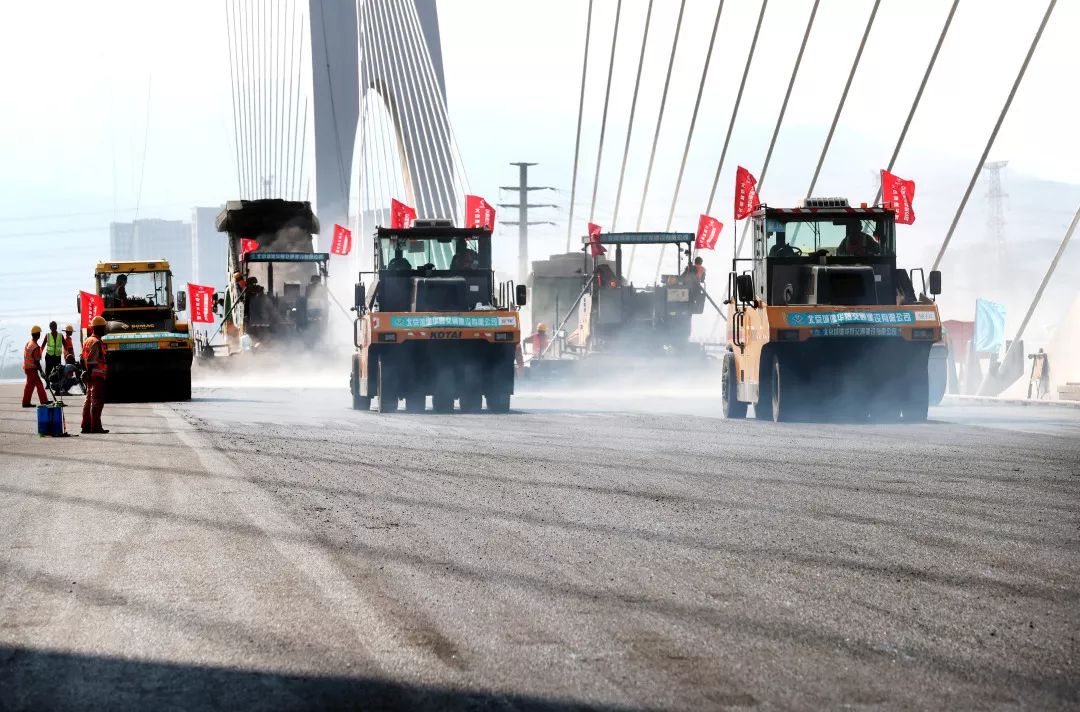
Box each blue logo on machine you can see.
[810,326,902,338]
[389,315,510,329]
[786,310,915,327]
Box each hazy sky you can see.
[1,0,1077,349]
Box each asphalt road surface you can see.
[1,381,1077,710]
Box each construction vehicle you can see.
[82,259,194,400]
[721,198,942,422]
[350,220,525,413]
[210,199,329,356]
[524,232,716,382]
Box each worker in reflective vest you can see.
[21,325,50,407]
[43,321,64,381]
[80,316,110,434]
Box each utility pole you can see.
[498,162,557,283]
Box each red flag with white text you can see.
[881,170,916,225]
[187,283,216,324]
[734,166,761,220]
[390,199,416,229]
[79,291,104,329]
[695,214,723,250]
[331,224,352,255]
[239,238,259,259]
[587,222,606,257]
[464,195,496,229]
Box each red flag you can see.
[464,195,496,229]
[79,291,104,329]
[390,199,416,229]
[734,166,761,220]
[695,214,724,250]
[239,238,259,259]
[881,169,916,225]
[187,283,216,324]
[330,223,352,255]
[587,222,606,257]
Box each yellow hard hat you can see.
[64,324,74,333]
[91,316,107,327]
[537,322,548,332]
[30,325,42,334]
[233,271,242,280]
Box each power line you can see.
[565,0,595,251]
[706,0,768,216]
[609,0,654,232]
[802,0,880,201]
[628,0,687,275]
[872,0,959,206]
[586,0,623,225]
[932,0,1056,271]
[735,0,821,257]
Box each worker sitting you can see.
[101,274,129,307]
[837,222,882,257]
[388,253,412,270]
[450,243,480,270]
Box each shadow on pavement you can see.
[0,644,641,712]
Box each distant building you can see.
[192,206,226,287]
[108,219,193,288]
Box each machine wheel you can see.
[902,355,930,423]
[405,387,427,413]
[770,354,798,423]
[432,365,455,413]
[176,371,192,401]
[377,357,398,413]
[350,359,371,411]
[459,366,483,413]
[721,353,747,419]
[486,389,511,413]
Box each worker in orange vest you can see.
[61,324,76,360]
[21,325,51,408]
[80,316,110,434]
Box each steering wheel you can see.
[145,293,157,305]
[774,244,802,258]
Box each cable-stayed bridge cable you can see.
[565,0,594,251]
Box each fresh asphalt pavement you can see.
[0,381,1077,710]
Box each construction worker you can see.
[525,323,550,356]
[80,316,109,434]
[693,256,706,282]
[22,326,51,408]
[62,324,76,360]
[42,321,64,382]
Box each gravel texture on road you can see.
[0,383,1077,710]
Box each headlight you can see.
[494,332,513,342]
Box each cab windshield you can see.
[765,216,895,258]
[380,237,480,271]
[97,271,170,308]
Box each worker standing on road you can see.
[21,326,50,408]
[80,316,109,434]
[43,321,64,381]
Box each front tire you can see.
[771,354,798,423]
[721,352,748,419]
[902,354,930,423]
[377,357,398,413]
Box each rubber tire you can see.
[176,371,192,401]
[377,357,398,413]
[721,353,748,419]
[771,354,796,423]
[902,355,930,423]
[486,389,511,413]
[432,365,455,414]
[350,359,371,411]
[459,366,483,413]
[405,389,427,413]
